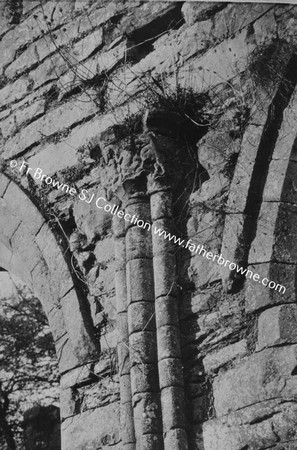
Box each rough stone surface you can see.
[61,403,120,450]
[204,399,297,450]
[203,340,247,373]
[213,345,297,417]
[1,3,297,450]
[258,305,297,350]
[249,202,297,264]
[245,262,295,312]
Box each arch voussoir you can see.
[0,173,100,375]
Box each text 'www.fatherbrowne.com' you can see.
[153,227,286,294]
[11,159,286,294]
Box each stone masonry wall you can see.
[1,1,297,449]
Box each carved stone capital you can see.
[98,109,194,197]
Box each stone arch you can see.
[245,85,297,311]
[202,74,297,450]
[0,173,100,374]
[220,55,297,295]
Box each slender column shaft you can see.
[150,189,188,450]
[125,194,164,450]
[113,214,136,449]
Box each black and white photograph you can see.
[0,0,297,448]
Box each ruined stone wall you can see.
[0,1,297,449]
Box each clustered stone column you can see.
[125,178,164,449]
[113,112,189,449]
[150,184,188,449]
[114,213,136,449]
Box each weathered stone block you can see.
[27,142,79,177]
[11,223,42,273]
[258,305,297,350]
[188,252,221,290]
[0,204,21,240]
[213,345,297,417]
[100,328,118,352]
[197,131,235,177]
[129,331,158,365]
[226,124,266,213]
[161,386,186,430]
[126,226,152,261]
[72,28,103,61]
[245,262,294,312]
[164,428,188,450]
[0,76,30,109]
[132,391,162,436]
[203,399,297,450]
[61,403,120,450]
[60,364,94,390]
[8,252,33,289]
[130,363,159,394]
[0,114,17,139]
[29,53,68,90]
[35,223,73,298]
[96,263,115,298]
[30,259,57,311]
[4,182,45,234]
[182,2,226,25]
[263,159,291,202]
[119,373,132,403]
[0,3,12,37]
[5,42,39,79]
[4,93,97,158]
[155,295,179,328]
[94,236,114,263]
[177,27,254,92]
[79,2,122,33]
[115,270,127,313]
[177,19,213,61]
[55,333,81,374]
[15,99,46,129]
[203,340,247,373]
[153,253,177,298]
[78,376,119,412]
[28,116,103,176]
[0,2,75,74]
[137,434,164,449]
[180,290,217,318]
[60,387,76,419]
[60,288,99,364]
[253,9,277,45]
[277,5,297,45]
[124,201,151,230]
[128,301,155,333]
[159,358,183,389]
[0,175,10,197]
[157,325,181,360]
[126,258,154,303]
[152,219,176,255]
[114,238,125,271]
[113,216,126,240]
[116,311,128,341]
[23,0,40,14]
[0,239,13,272]
[272,87,297,162]
[220,212,248,280]
[249,202,297,264]
[117,339,130,377]
[150,191,173,220]
[212,3,273,42]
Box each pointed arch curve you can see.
[0,173,100,374]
